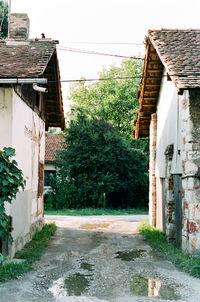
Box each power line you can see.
[60,41,143,46]
[49,73,197,84]
[48,73,200,84]
[58,46,144,60]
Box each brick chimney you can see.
[8,13,30,40]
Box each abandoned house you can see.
[134,29,200,253]
[0,13,65,256]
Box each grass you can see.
[44,207,148,216]
[0,223,56,282]
[139,222,200,278]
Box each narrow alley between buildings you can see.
[0,215,200,302]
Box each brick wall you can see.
[8,13,30,41]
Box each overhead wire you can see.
[58,46,144,60]
[49,73,199,84]
[59,41,143,46]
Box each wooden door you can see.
[173,175,182,247]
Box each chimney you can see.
[8,13,30,40]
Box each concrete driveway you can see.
[0,214,200,302]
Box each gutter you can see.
[0,78,48,84]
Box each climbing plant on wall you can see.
[0,148,25,242]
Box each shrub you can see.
[45,117,148,209]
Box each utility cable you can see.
[59,41,143,46]
[58,46,144,60]
[49,73,200,84]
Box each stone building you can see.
[134,29,200,253]
[0,13,65,256]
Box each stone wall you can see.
[181,89,200,253]
[149,113,157,227]
[164,145,175,242]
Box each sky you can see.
[10,0,200,113]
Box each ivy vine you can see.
[0,148,25,242]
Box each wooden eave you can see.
[43,50,65,130]
[134,39,163,140]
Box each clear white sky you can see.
[10,0,200,112]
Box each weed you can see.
[139,222,200,278]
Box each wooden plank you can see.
[173,175,182,248]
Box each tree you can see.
[69,59,143,138]
[0,1,8,39]
[0,148,25,242]
[47,116,148,209]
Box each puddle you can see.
[115,249,146,261]
[80,262,94,271]
[130,275,180,300]
[64,273,92,296]
[80,223,110,230]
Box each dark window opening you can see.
[38,162,44,197]
[44,170,56,186]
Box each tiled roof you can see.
[0,40,58,78]
[134,29,200,139]
[148,29,200,90]
[45,133,65,162]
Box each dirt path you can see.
[0,215,200,302]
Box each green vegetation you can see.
[0,148,25,242]
[0,1,8,39]
[0,223,56,282]
[45,58,148,210]
[139,222,200,278]
[45,207,147,216]
[70,59,142,138]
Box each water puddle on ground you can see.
[115,249,146,261]
[80,262,94,271]
[64,273,91,296]
[49,273,93,297]
[130,275,180,300]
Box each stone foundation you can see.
[8,217,44,258]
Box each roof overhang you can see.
[43,50,65,130]
[134,38,163,139]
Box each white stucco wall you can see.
[45,163,56,171]
[156,71,183,178]
[0,87,45,256]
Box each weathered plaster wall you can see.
[156,72,183,178]
[0,88,13,148]
[0,87,45,256]
[45,163,56,171]
[181,89,200,253]
[150,71,183,236]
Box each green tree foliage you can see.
[70,59,143,138]
[0,148,25,241]
[0,1,8,39]
[47,117,148,209]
